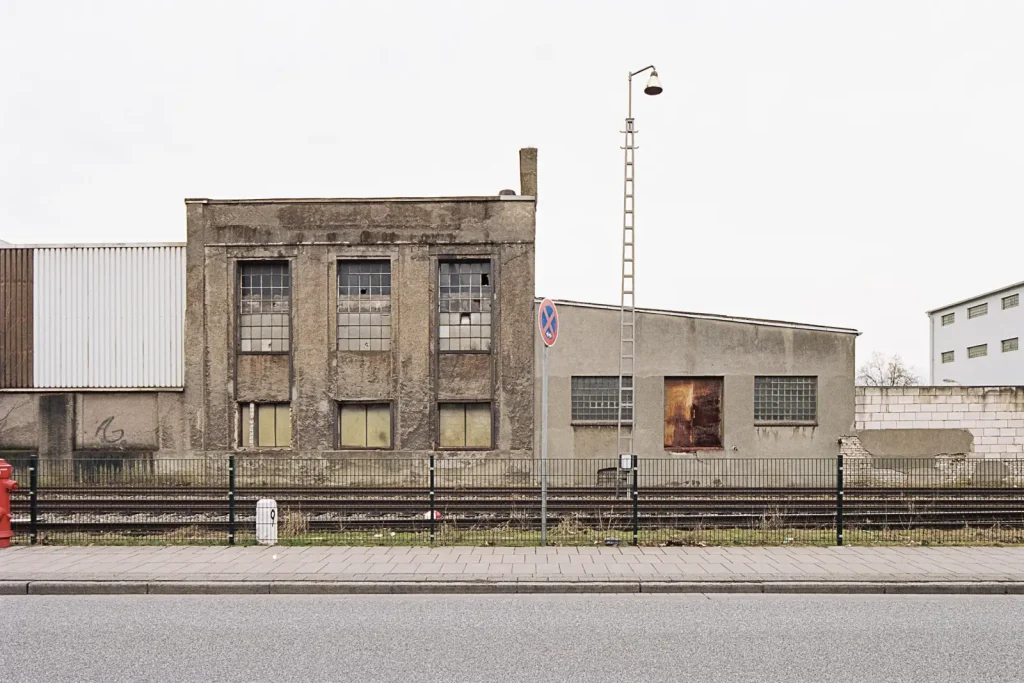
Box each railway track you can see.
[9,486,1024,538]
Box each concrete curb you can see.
[2,580,1024,596]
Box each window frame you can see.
[967,303,988,319]
[1002,338,1019,353]
[336,258,393,353]
[753,376,819,426]
[238,402,292,449]
[336,401,394,450]
[941,312,955,326]
[1003,293,1020,310]
[438,259,493,355]
[570,376,633,425]
[437,401,493,450]
[237,260,292,355]
[967,343,988,359]
[941,350,955,364]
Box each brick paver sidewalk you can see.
[2,546,1023,586]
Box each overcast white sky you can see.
[2,1,1022,376]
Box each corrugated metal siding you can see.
[0,249,34,388]
[33,246,185,388]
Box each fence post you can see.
[836,454,844,547]
[631,454,639,546]
[228,455,236,546]
[429,455,436,546]
[29,454,39,545]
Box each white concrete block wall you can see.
[854,386,1024,456]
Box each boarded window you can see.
[571,376,632,422]
[967,303,988,319]
[664,378,723,450]
[338,260,391,351]
[439,261,492,352]
[439,403,491,448]
[240,262,290,352]
[754,376,817,423]
[241,403,291,448]
[968,344,987,359]
[1003,338,1019,353]
[1003,294,1019,310]
[941,312,955,326]
[941,350,954,363]
[339,403,392,448]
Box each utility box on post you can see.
[256,498,278,545]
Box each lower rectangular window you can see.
[339,403,392,449]
[439,403,492,448]
[241,403,291,448]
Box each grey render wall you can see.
[535,303,857,462]
[183,159,537,458]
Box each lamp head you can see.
[644,70,663,96]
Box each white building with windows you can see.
[928,281,1024,385]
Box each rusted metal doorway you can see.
[664,378,723,450]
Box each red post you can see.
[0,459,17,549]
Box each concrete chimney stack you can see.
[519,148,537,198]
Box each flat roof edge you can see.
[927,279,1024,314]
[185,196,536,205]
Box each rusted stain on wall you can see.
[0,248,33,388]
[664,378,723,450]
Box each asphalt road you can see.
[2,594,1022,683]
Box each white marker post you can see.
[538,299,559,546]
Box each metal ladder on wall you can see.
[616,116,637,476]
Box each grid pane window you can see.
[439,261,492,352]
[941,313,955,326]
[571,376,632,422]
[338,261,391,352]
[240,262,290,352]
[1002,338,1019,353]
[439,403,492,448]
[754,376,817,423]
[240,403,291,448]
[339,403,392,448]
[968,303,988,319]
[941,350,954,364]
[1003,294,1019,310]
[968,344,987,359]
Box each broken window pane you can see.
[240,262,291,353]
[439,261,492,352]
[338,261,392,352]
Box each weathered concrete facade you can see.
[182,150,537,458]
[535,301,858,463]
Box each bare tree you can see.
[857,352,921,387]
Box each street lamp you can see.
[617,65,662,480]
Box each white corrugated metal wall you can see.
[33,246,185,388]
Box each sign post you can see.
[538,299,559,546]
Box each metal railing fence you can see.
[7,455,1024,547]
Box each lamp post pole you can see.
[617,66,662,487]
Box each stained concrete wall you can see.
[183,150,537,457]
[535,303,857,464]
[0,391,185,459]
